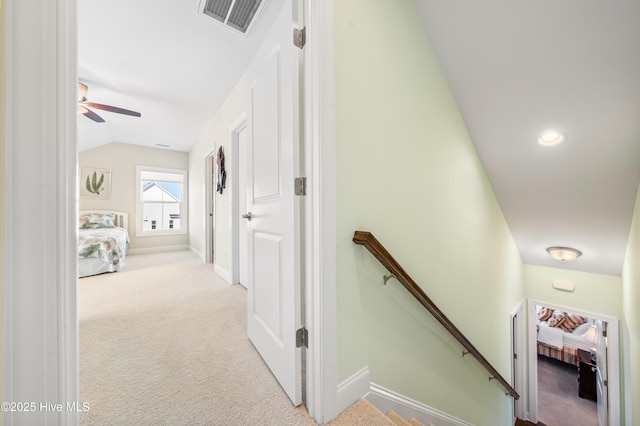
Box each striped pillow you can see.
[548,311,566,328]
[538,307,554,322]
[560,313,587,332]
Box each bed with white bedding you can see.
[78,210,130,278]
[536,305,594,366]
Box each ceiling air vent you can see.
[200,0,266,34]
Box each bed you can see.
[78,210,130,278]
[536,305,595,366]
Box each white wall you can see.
[335,1,524,424]
[189,77,246,278]
[622,183,640,426]
[0,0,5,421]
[79,142,189,251]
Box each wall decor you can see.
[80,168,111,199]
[216,146,226,194]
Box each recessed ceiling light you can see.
[546,246,582,262]
[537,131,566,147]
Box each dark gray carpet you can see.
[538,355,598,426]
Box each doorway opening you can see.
[526,300,620,425]
[6,0,338,422]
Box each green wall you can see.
[335,1,524,424]
[623,183,640,425]
[524,265,622,319]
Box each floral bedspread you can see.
[78,227,130,265]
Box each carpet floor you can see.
[79,250,316,425]
[537,355,597,426]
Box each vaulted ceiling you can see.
[79,0,640,276]
[414,0,640,276]
[78,0,285,152]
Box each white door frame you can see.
[3,0,79,424]
[302,0,338,422]
[527,299,620,425]
[5,0,339,424]
[510,301,527,420]
[230,112,247,286]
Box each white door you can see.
[596,320,608,426]
[245,0,303,405]
[238,126,249,288]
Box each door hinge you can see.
[604,379,608,387]
[294,177,307,196]
[513,353,517,360]
[603,329,607,337]
[293,27,306,49]
[296,327,308,348]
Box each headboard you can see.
[79,210,128,230]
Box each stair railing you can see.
[353,230,519,400]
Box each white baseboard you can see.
[213,263,232,284]
[366,383,473,426]
[189,246,205,262]
[127,245,190,255]
[336,367,371,415]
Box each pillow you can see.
[547,311,566,328]
[560,313,588,333]
[573,321,592,336]
[537,307,554,322]
[80,213,116,229]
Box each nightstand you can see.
[578,349,597,401]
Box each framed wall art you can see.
[80,168,111,199]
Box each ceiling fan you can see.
[77,82,142,123]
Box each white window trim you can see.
[136,165,188,237]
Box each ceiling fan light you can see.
[546,246,582,262]
[75,81,141,122]
[78,82,88,100]
[537,131,565,147]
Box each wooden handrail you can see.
[353,231,519,400]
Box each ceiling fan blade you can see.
[79,105,105,123]
[84,102,141,117]
[78,82,88,100]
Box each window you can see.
[136,166,188,236]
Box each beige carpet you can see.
[79,250,316,425]
[328,400,396,426]
[327,400,428,426]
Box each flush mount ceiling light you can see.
[537,131,566,147]
[546,246,582,262]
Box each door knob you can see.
[242,212,252,221]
